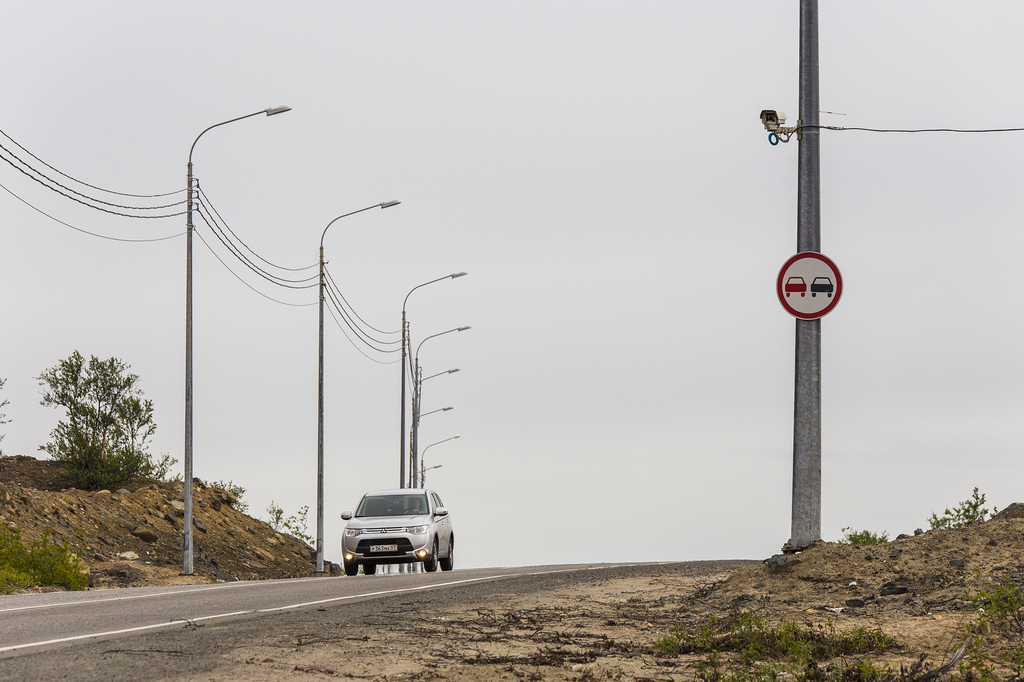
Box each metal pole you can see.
[316,247,325,573]
[791,0,822,549]
[184,161,194,575]
[399,314,407,488]
[411,363,421,487]
[182,106,291,576]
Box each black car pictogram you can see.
[810,277,833,298]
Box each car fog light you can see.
[345,553,354,561]
[417,550,427,558]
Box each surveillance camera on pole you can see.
[760,109,800,145]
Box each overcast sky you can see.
[1,2,1021,570]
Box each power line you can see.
[0,179,184,243]
[197,184,318,273]
[322,277,401,354]
[0,147,186,219]
[192,228,316,308]
[323,265,401,337]
[816,125,1024,134]
[0,127,184,198]
[323,301,399,364]
[194,206,319,289]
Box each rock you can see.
[864,553,874,561]
[880,582,908,596]
[255,547,275,561]
[950,558,966,568]
[765,554,801,571]
[170,500,185,513]
[221,490,237,504]
[988,539,998,547]
[193,517,208,533]
[993,503,1024,520]
[889,548,902,558]
[116,551,140,561]
[896,534,910,540]
[153,511,165,520]
[845,598,866,608]
[211,498,222,511]
[115,488,131,495]
[95,490,111,496]
[731,594,756,609]
[914,528,924,535]
[132,527,159,543]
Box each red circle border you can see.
[776,252,843,320]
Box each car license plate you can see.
[370,544,398,553]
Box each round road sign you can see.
[776,252,843,319]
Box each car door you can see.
[431,491,452,555]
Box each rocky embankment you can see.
[0,455,324,589]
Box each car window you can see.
[355,494,429,517]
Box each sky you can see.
[1,2,1021,570]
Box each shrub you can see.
[0,526,89,594]
[928,487,992,530]
[839,528,889,545]
[37,351,168,491]
[266,500,313,545]
[207,479,248,513]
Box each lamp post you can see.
[316,201,400,573]
[411,330,468,487]
[399,273,467,488]
[183,106,291,575]
[420,435,460,487]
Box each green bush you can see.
[37,351,170,491]
[207,479,248,513]
[928,487,992,530]
[839,527,889,545]
[0,526,89,594]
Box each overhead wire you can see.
[194,206,319,289]
[814,125,1024,134]
[192,228,316,308]
[323,265,401,338]
[197,184,318,273]
[321,277,401,354]
[324,302,400,365]
[0,179,184,243]
[0,127,183,198]
[0,147,186,219]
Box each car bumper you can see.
[342,534,432,565]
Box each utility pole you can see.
[790,0,822,550]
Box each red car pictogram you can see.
[784,276,806,297]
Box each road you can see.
[0,561,717,680]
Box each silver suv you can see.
[340,489,454,575]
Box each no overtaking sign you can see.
[776,252,843,320]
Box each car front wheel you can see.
[424,539,439,572]
[363,562,377,575]
[343,562,358,577]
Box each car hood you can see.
[346,515,429,530]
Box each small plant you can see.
[0,526,89,594]
[840,527,889,545]
[266,500,313,545]
[928,487,993,530]
[0,376,9,456]
[973,576,1024,634]
[207,479,248,513]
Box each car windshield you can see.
[356,494,429,517]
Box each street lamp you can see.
[399,273,467,488]
[411,330,469,487]
[316,200,401,573]
[420,434,460,487]
[183,105,291,576]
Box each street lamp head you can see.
[451,271,468,279]
[448,368,460,374]
[457,326,471,332]
[380,200,401,209]
[453,434,461,439]
[265,106,292,116]
[442,407,454,412]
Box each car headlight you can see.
[405,525,428,535]
[344,528,362,537]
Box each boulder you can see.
[132,527,159,543]
[993,503,1024,520]
[116,551,140,561]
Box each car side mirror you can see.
[434,507,448,517]
[341,511,352,520]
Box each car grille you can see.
[356,538,414,556]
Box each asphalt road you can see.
[0,562,690,680]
